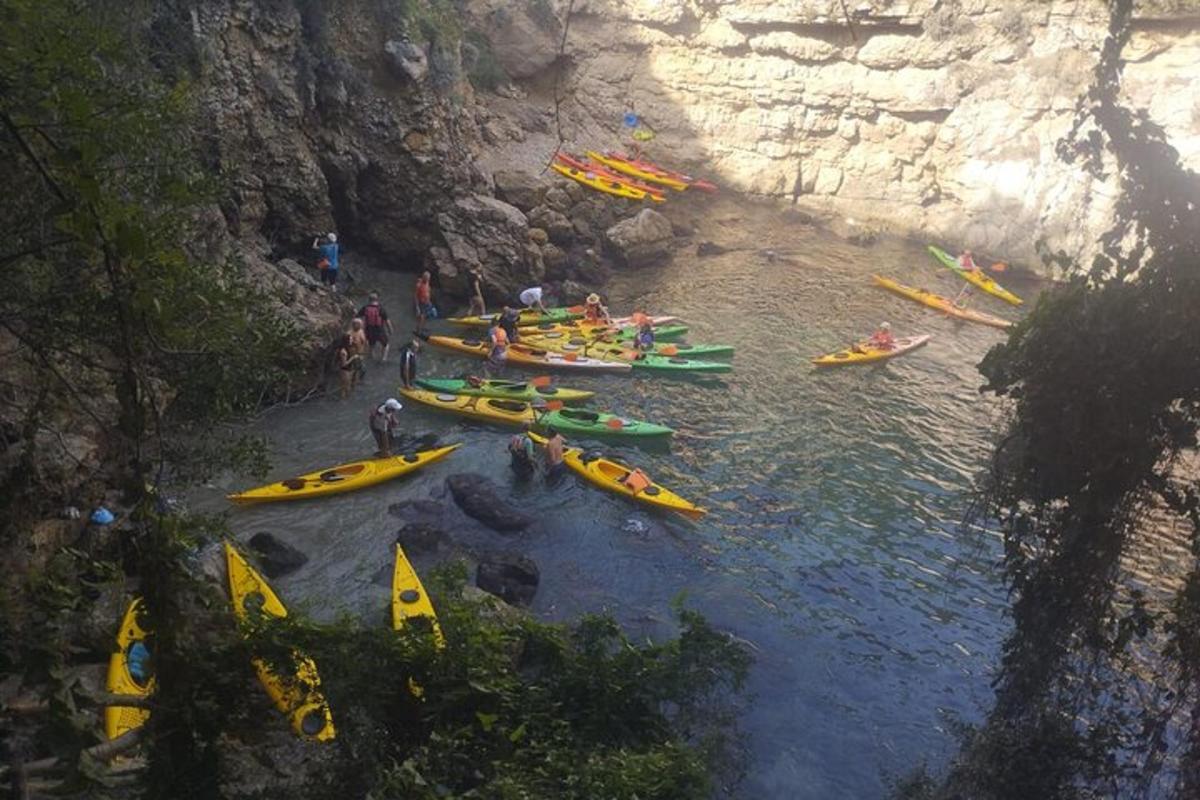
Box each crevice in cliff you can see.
[1131,14,1200,31]
[728,19,922,41]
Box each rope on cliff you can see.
[838,0,858,43]
[545,0,578,172]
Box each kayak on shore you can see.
[104,597,154,740]
[551,161,661,202]
[445,306,584,327]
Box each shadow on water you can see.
[197,195,1029,799]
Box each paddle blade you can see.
[529,375,552,387]
[543,400,564,411]
[659,345,678,356]
[606,418,624,429]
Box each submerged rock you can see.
[248,533,308,579]
[395,522,450,554]
[604,209,674,267]
[445,474,532,532]
[475,554,540,606]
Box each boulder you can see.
[541,243,568,278]
[527,206,575,246]
[248,533,308,579]
[486,5,560,79]
[383,40,429,83]
[395,522,450,555]
[435,194,543,299]
[542,186,573,212]
[475,554,540,606]
[388,498,448,520]
[445,474,532,532]
[528,227,549,245]
[604,209,675,267]
[494,170,547,212]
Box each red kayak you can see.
[553,152,666,199]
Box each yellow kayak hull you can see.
[399,388,537,426]
[551,162,662,202]
[872,275,1012,329]
[585,151,689,191]
[813,334,931,366]
[227,445,460,504]
[423,335,632,374]
[104,597,154,740]
[224,543,335,742]
[392,543,444,646]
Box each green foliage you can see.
[464,30,509,93]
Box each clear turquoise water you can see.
[199,199,1034,798]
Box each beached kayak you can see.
[522,334,733,373]
[392,543,444,645]
[928,245,1023,306]
[413,378,593,403]
[530,433,705,518]
[554,152,666,199]
[227,444,460,504]
[585,151,689,191]
[551,161,661,202]
[224,542,335,741]
[812,334,931,366]
[104,597,154,740]
[524,330,734,359]
[872,275,1013,329]
[421,334,633,374]
[445,306,583,327]
[399,388,673,438]
[519,321,690,342]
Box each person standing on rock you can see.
[414,271,436,333]
[398,338,420,390]
[467,268,486,317]
[368,398,403,458]
[518,285,547,313]
[358,292,393,361]
[313,232,340,288]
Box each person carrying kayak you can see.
[358,292,393,361]
[414,271,436,333]
[467,268,486,317]
[518,285,547,313]
[508,422,537,479]
[957,250,980,272]
[313,232,340,288]
[398,338,420,389]
[583,293,611,324]
[543,426,566,482]
[867,322,895,350]
[368,398,403,457]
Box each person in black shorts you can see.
[398,338,420,389]
[357,292,393,362]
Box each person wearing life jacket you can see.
[486,319,509,375]
[518,285,547,313]
[398,338,420,389]
[313,232,340,288]
[508,422,537,479]
[957,249,979,272]
[357,292,393,361]
[634,321,655,353]
[414,271,436,333]
[368,398,403,457]
[583,293,611,325]
[867,322,895,350]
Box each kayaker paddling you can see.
[957,249,979,273]
[369,398,404,457]
[857,322,895,352]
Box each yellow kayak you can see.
[227,444,460,504]
[392,543,444,646]
[551,162,660,202]
[928,245,1023,306]
[399,388,537,425]
[872,275,1013,329]
[422,334,632,374]
[585,150,689,191]
[445,306,584,327]
[529,433,705,519]
[104,597,154,740]
[224,542,335,742]
[813,334,931,366]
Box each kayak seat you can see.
[402,453,420,463]
[668,358,689,364]
[300,708,328,738]
[436,394,459,402]
[536,387,557,395]
[319,470,344,482]
[581,451,604,463]
[283,478,307,491]
[242,591,267,615]
[399,588,422,604]
[563,410,599,422]
[491,400,529,413]
[643,485,661,496]
[462,338,482,347]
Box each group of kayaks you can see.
[550,150,718,203]
[105,541,440,743]
[811,244,1024,366]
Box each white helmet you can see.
[327,232,338,243]
[880,322,891,331]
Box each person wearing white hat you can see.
[957,248,979,273]
[868,321,895,350]
[583,292,611,324]
[313,232,340,288]
[368,398,403,457]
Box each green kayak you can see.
[628,354,732,374]
[928,245,1023,305]
[537,408,673,439]
[542,335,733,359]
[413,378,593,403]
[446,306,584,327]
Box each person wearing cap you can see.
[583,293,611,324]
[368,398,404,457]
[518,285,547,313]
[957,249,979,273]
[313,232,340,288]
[398,338,420,390]
[867,322,895,350]
[467,268,486,317]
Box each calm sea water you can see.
[197,197,1033,798]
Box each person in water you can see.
[518,285,547,313]
[498,306,521,343]
[957,249,979,272]
[508,422,537,479]
[414,271,436,333]
[868,322,896,350]
[486,319,509,376]
[313,232,340,288]
[583,293,611,324]
[398,338,420,389]
[544,426,566,480]
[358,292,393,361]
[334,334,363,399]
[368,398,403,457]
[467,268,486,317]
[348,318,368,358]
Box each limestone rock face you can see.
[436,195,545,298]
[605,209,675,267]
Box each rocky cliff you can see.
[464,0,1200,275]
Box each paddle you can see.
[532,400,565,412]
[529,375,553,387]
[658,344,678,356]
